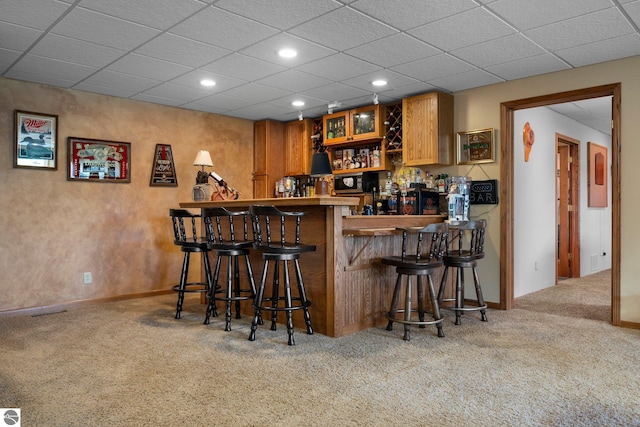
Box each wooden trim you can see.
[0,289,173,318]
[500,83,621,327]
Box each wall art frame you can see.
[149,143,178,187]
[588,141,608,207]
[14,110,58,170]
[456,128,495,165]
[67,137,131,183]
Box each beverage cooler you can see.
[446,176,471,222]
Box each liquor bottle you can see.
[372,187,378,215]
[385,172,393,193]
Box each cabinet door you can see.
[253,120,284,197]
[349,104,385,142]
[402,92,453,166]
[323,111,349,145]
[284,119,313,176]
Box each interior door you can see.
[556,134,580,281]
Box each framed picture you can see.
[456,128,495,165]
[67,137,131,183]
[149,144,178,186]
[14,110,58,170]
[588,142,607,207]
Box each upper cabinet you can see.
[323,104,385,146]
[284,118,313,176]
[402,92,454,166]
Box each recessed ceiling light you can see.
[372,80,387,87]
[278,48,298,58]
[292,100,305,107]
[200,79,216,87]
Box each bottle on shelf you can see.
[372,187,378,215]
[385,172,393,193]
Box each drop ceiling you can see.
[1,0,638,128]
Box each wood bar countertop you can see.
[179,196,446,338]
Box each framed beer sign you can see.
[67,137,131,183]
[456,128,495,165]
[14,110,58,170]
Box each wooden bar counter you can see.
[180,197,446,338]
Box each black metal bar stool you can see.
[169,209,214,319]
[202,207,258,332]
[248,205,315,346]
[381,223,449,341]
[437,219,488,325]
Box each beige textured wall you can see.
[0,78,254,311]
[452,55,640,323]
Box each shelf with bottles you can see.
[323,104,385,146]
[384,102,402,152]
[328,143,390,175]
[311,117,325,152]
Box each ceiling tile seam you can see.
[66,3,230,100]
[480,4,574,70]
[614,0,640,33]
[1,0,80,78]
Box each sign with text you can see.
[470,179,498,205]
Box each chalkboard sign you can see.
[470,179,498,205]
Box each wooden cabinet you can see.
[323,104,385,146]
[284,118,313,176]
[402,92,454,166]
[253,120,284,199]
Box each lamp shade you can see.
[310,152,333,177]
[193,150,213,167]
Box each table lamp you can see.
[192,150,213,201]
[310,152,333,196]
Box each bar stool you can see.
[202,207,258,332]
[169,209,214,319]
[248,205,315,346]
[437,219,488,325]
[381,223,449,341]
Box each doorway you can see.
[556,134,580,281]
[499,83,621,325]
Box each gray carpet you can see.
[1,269,639,426]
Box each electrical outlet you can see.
[83,272,92,285]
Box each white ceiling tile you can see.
[345,33,441,68]
[288,7,397,51]
[4,69,76,87]
[202,54,286,81]
[190,93,256,110]
[107,54,192,81]
[77,0,206,29]
[12,54,97,81]
[225,102,292,121]
[301,83,370,103]
[451,34,546,68]
[219,83,292,103]
[0,22,43,51]
[169,69,247,92]
[214,0,341,30]
[351,0,477,31]
[130,93,183,107]
[426,69,504,92]
[297,53,381,81]
[255,69,332,93]
[374,82,438,100]
[180,102,231,115]
[555,34,640,67]
[135,34,230,68]
[487,0,612,30]
[29,34,126,68]
[138,83,208,103]
[170,6,278,51]
[525,8,634,51]
[239,33,336,68]
[622,1,640,26]
[0,48,21,73]
[391,54,475,81]
[408,8,516,51]
[51,7,160,50]
[341,69,420,92]
[82,69,161,93]
[485,54,570,80]
[266,94,327,110]
[0,0,71,30]
[73,82,141,98]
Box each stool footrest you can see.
[385,309,444,326]
[172,282,209,293]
